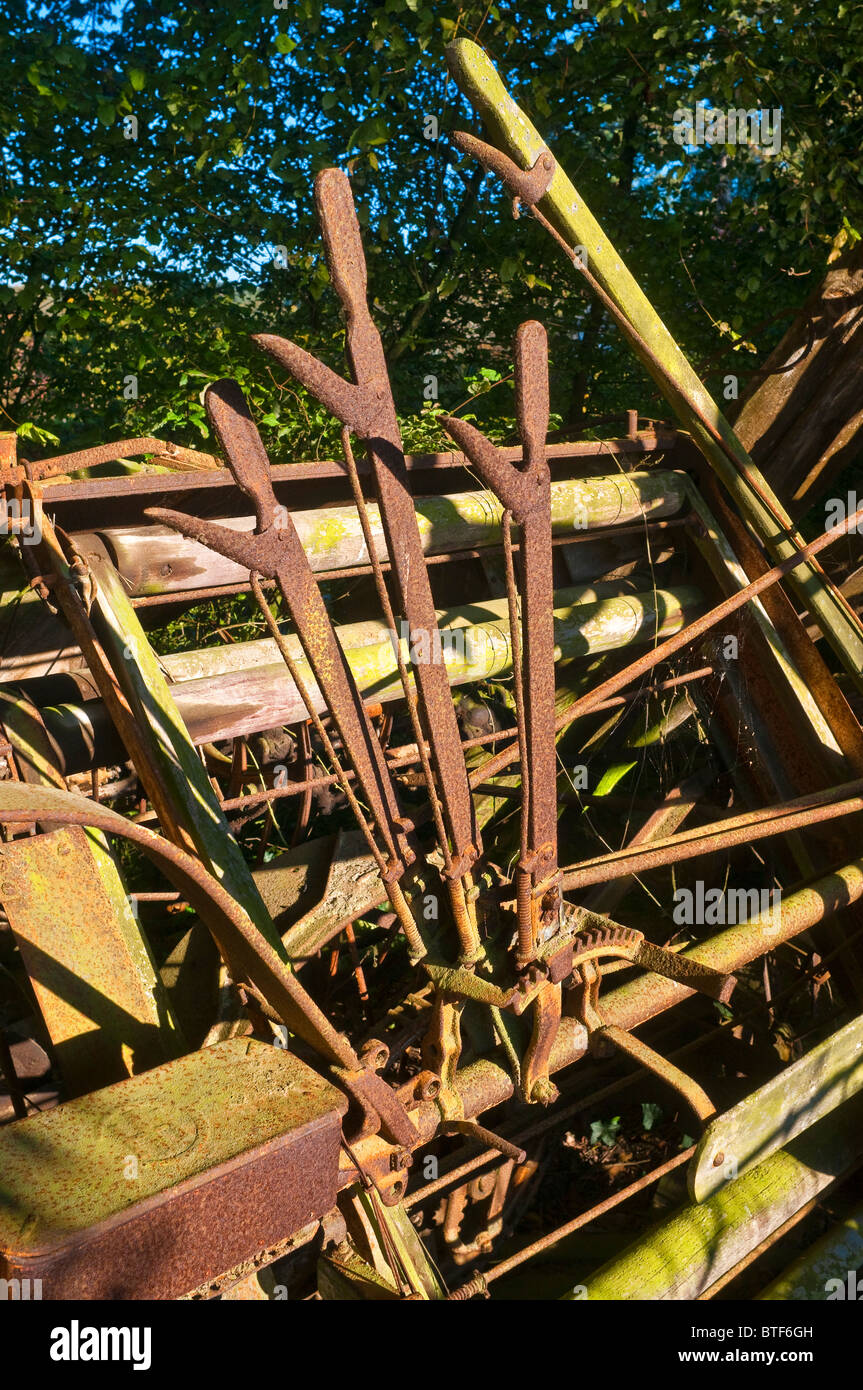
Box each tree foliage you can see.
[2,0,860,458]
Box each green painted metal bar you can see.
[86,554,284,955]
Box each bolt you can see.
[530,1078,559,1107]
[360,1038,389,1071]
[416,1074,440,1102]
[389,1148,413,1171]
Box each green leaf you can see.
[353,115,389,149]
[17,421,60,447]
[437,271,459,299]
[275,34,297,55]
[641,1102,662,1132]
[589,1115,622,1147]
[128,68,147,92]
[97,104,116,127]
[593,760,637,796]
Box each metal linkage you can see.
[251,170,482,950]
[145,380,425,953]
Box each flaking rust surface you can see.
[0,1037,345,1245]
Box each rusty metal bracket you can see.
[597,1025,716,1126]
[452,132,555,216]
[565,913,736,1003]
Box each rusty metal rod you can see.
[340,426,481,961]
[447,1145,695,1297]
[442,1119,526,1165]
[215,667,714,815]
[250,574,426,959]
[561,776,863,890]
[33,432,680,497]
[22,436,221,479]
[471,500,863,788]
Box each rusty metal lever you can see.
[442,323,559,966]
[146,381,416,907]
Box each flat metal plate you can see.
[0,1038,347,1298]
[0,825,181,1094]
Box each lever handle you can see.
[144,507,280,580]
[515,320,549,464]
[315,167,369,324]
[205,380,279,533]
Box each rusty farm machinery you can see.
[1,40,863,1302]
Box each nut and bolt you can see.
[389,1147,413,1172]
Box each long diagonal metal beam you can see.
[445,37,863,694]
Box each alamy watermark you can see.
[0,1276,42,1299]
[673,102,782,155]
[825,1270,863,1300]
[0,497,42,545]
[50,1321,151,1370]
[825,493,863,535]
[387,619,498,669]
[673,881,781,930]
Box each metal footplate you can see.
[0,1039,347,1299]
